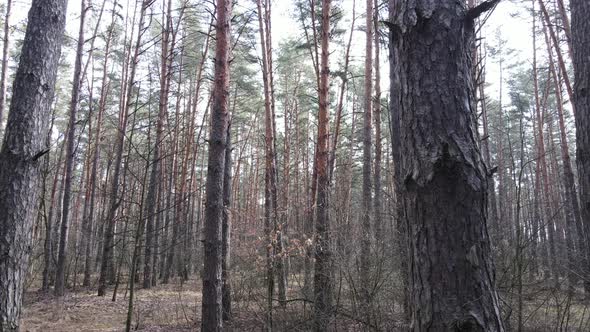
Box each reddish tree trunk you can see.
[201,0,232,329]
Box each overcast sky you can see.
[6,0,535,108]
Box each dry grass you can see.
[21,279,202,332]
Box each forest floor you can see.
[20,273,590,331]
[21,278,203,332]
[19,276,345,331]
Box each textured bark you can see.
[474,5,498,237]
[388,0,409,321]
[0,0,11,135]
[55,0,86,297]
[201,0,232,329]
[391,1,504,330]
[0,0,68,329]
[313,0,332,330]
[572,0,590,297]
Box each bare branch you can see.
[466,0,501,21]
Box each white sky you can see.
[5,0,535,108]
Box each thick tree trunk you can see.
[388,0,410,322]
[572,0,590,298]
[201,0,232,329]
[55,0,87,297]
[391,1,504,330]
[313,0,332,330]
[0,0,68,329]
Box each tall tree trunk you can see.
[0,0,12,136]
[545,25,585,291]
[98,0,150,297]
[538,0,574,112]
[535,18,560,285]
[388,0,409,321]
[222,123,233,321]
[83,0,116,288]
[555,0,572,59]
[144,0,173,288]
[42,134,66,291]
[391,1,504,330]
[329,0,355,182]
[256,0,280,325]
[0,0,68,329]
[361,0,374,319]
[201,0,232,329]
[313,0,332,330]
[373,0,383,247]
[55,0,87,297]
[572,0,590,299]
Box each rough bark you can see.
[201,0,232,329]
[388,0,409,322]
[0,0,68,329]
[391,1,504,330]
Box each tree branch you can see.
[466,0,502,21]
